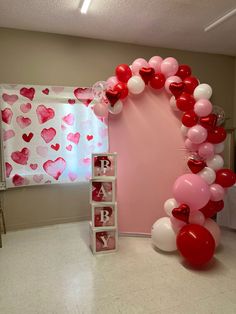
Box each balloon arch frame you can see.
[92,56,235,268]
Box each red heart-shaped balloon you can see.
[105,89,121,106]
[207,127,227,144]
[139,67,155,84]
[200,200,224,218]
[199,114,217,130]
[169,82,185,98]
[172,204,190,223]
[187,159,206,174]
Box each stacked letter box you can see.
[89,153,118,254]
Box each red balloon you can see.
[200,200,224,218]
[114,82,129,99]
[176,92,195,111]
[215,168,236,188]
[176,65,192,79]
[183,76,199,94]
[115,64,132,83]
[182,110,198,127]
[149,73,165,89]
[177,224,215,267]
[207,127,226,144]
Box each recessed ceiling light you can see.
[204,7,236,32]
[81,0,92,14]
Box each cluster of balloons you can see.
[92,55,235,267]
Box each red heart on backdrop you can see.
[20,103,32,113]
[51,143,60,151]
[20,87,35,101]
[36,105,55,124]
[200,200,224,218]
[187,159,206,174]
[105,89,121,106]
[16,116,32,129]
[1,108,13,124]
[22,132,34,143]
[30,163,38,170]
[207,127,227,144]
[11,148,30,165]
[43,157,66,180]
[5,162,13,178]
[139,67,155,84]
[42,88,49,95]
[68,99,76,105]
[12,174,29,186]
[169,82,185,98]
[87,135,93,141]
[172,204,190,223]
[199,114,217,130]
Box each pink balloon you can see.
[106,76,118,89]
[184,138,199,152]
[204,218,221,247]
[148,56,163,73]
[160,57,179,77]
[131,58,149,75]
[187,125,207,144]
[189,211,205,225]
[170,216,186,233]
[93,102,108,117]
[194,99,213,117]
[164,76,182,94]
[210,184,225,201]
[198,142,215,159]
[173,174,210,210]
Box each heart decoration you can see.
[11,148,30,165]
[1,108,13,124]
[172,204,190,223]
[87,135,93,141]
[199,114,217,130]
[43,157,66,180]
[41,128,56,143]
[42,88,49,95]
[67,132,80,145]
[187,158,206,174]
[169,82,185,98]
[5,162,13,178]
[105,89,121,106]
[30,163,38,170]
[3,129,15,141]
[2,93,19,105]
[200,200,224,218]
[20,103,32,113]
[20,87,35,101]
[36,105,55,124]
[22,132,34,143]
[51,143,60,151]
[16,116,32,129]
[139,67,155,84]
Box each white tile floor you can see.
[0,222,236,314]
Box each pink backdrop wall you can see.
[109,87,187,235]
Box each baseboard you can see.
[5,215,90,231]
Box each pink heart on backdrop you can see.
[67,132,80,144]
[5,162,13,178]
[68,99,76,105]
[97,142,102,147]
[12,174,29,186]
[66,144,72,151]
[61,124,67,131]
[74,88,93,106]
[51,86,64,94]
[36,105,55,124]
[2,93,19,105]
[30,163,38,170]
[3,129,15,141]
[36,146,48,157]
[68,172,78,182]
[62,113,75,126]
[41,127,56,143]
[1,108,13,124]
[83,158,91,165]
[11,148,30,165]
[20,103,32,113]
[20,87,35,101]
[42,88,49,95]
[43,157,66,180]
[86,135,93,141]
[16,116,32,129]
[33,174,44,183]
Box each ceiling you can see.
[0,0,236,56]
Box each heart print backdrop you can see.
[0,84,108,188]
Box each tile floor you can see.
[0,222,236,314]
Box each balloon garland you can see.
[92,56,236,268]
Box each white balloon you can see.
[151,217,177,252]
[127,76,145,94]
[204,218,221,247]
[164,198,179,216]
[193,83,212,100]
[214,142,225,154]
[180,124,189,137]
[206,154,224,171]
[170,96,179,111]
[198,167,216,185]
[109,100,123,115]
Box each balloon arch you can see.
[92,56,235,268]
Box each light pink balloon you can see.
[210,184,225,201]
[198,142,215,159]
[189,210,205,226]
[160,57,179,77]
[106,76,118,89]
[165,76,182,94]
[187,125,207,144]
[194,99,213,117]
[131,58,149,75]
[184,138,199,152]
[148,56,163,73]
[173,174,210,211]
[93,102,108,117]
[204,218,221,247]
[170,216,186,233]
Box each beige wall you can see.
[0,27,235,230]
